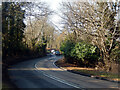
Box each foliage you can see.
[34,41,47,56]
[24,19,54,49]
[2,2,26,58]
[71,42,97,61]
[60,38,99,67]
[2,2,53,63]
[110,42,120,63]
[23,2,55,51]
[60,39,75,57]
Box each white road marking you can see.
[53,60,67,71]
[35,62,81,88]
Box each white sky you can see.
[40,0,64,31]
[40,0,63,10]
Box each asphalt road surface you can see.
[8,55,119,89]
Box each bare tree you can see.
[61,1,120,71]
[23,2,54,49]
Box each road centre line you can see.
[35,61,81,89]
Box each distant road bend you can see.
[8,55,119,88]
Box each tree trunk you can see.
[103,52,111,72]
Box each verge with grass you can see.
[55,58,120,83]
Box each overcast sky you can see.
[40,0,64,31]
[2,0,117,30]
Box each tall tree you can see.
[61,1,120,71]
[23,2,54,50]
[2,2,25,58]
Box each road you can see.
[8,55,119,89]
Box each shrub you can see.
[60,40,75,57]
[60,40,99,67]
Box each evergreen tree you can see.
[2,2,25,58]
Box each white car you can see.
[51,50,56,54]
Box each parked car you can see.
[51,49,56,54]
[55,51,60,55]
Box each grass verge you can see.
[73,69,120,82]
[55,57,120,82]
